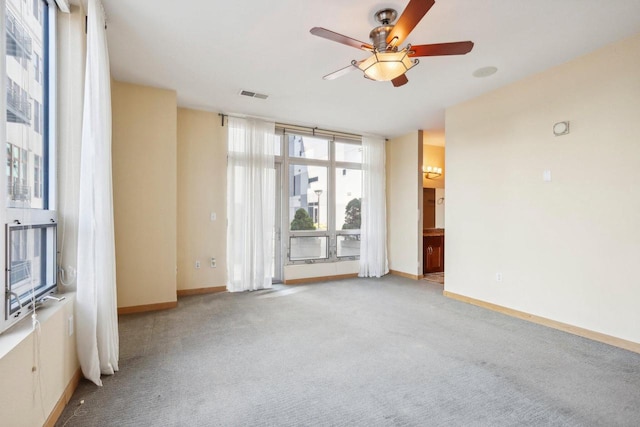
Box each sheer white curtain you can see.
[76,0,119,386]
[359,136,389,277]
[226,117,276,292]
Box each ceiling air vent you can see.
[239,90,269,100]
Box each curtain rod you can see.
[217,113,362,140]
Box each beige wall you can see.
[0,298,77,426]
[284,261,359,281]
[435,188,445,229]
[423,130,445,147]
[177,108,227,290]
[112,81,178,308]
[445,33,640,343]
[386,131,422,277]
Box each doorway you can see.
[422,187,445,283]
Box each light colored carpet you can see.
[57,275,640,426]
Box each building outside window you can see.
[32,0,41,22]
[33,99,40,133]
[5,0,47,209]
[6,142,29,201]
[33,153,41,198]
[33,52,39,83]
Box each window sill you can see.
[286,257,360,266]
[0,292,75,360]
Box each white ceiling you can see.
[102,0,640,139]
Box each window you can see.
[32,0,40,22]
[6,143,29,201]
[281,131,362,263]
[335,167,362,258]
[6,223,57,318]
[3,0,57,333]
[5,0,51,210]
[34,52,40,83]
[34,99,40,133]
[335,141,363,163]
[33,154,41,198]
[288,135,328,160]
[288,163,327,231]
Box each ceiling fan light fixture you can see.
[354,48,418,81]
[310,0,474,87]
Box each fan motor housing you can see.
[371,8,398,51]
[375,8,397,25]
[369,25,394,51]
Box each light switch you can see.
[543,170,552,182]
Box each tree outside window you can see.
[342,197,361,230]
[290,208,316,230]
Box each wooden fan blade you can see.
[386,0,435,48]
[310,27,373,51]
[409,41,474,57]
[323,63,358,80]
[392,74,409,87]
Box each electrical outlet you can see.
[211,257,216,268]
[68,315,74,336]
[496,272,503,283]
[195,260,201,269]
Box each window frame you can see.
[279,128,362,265]
[4,0,55,213]
[2,0,58,333]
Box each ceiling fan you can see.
[310,0,474,87]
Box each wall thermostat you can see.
[553,121,570,136]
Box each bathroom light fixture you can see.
[423,165,442,179]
